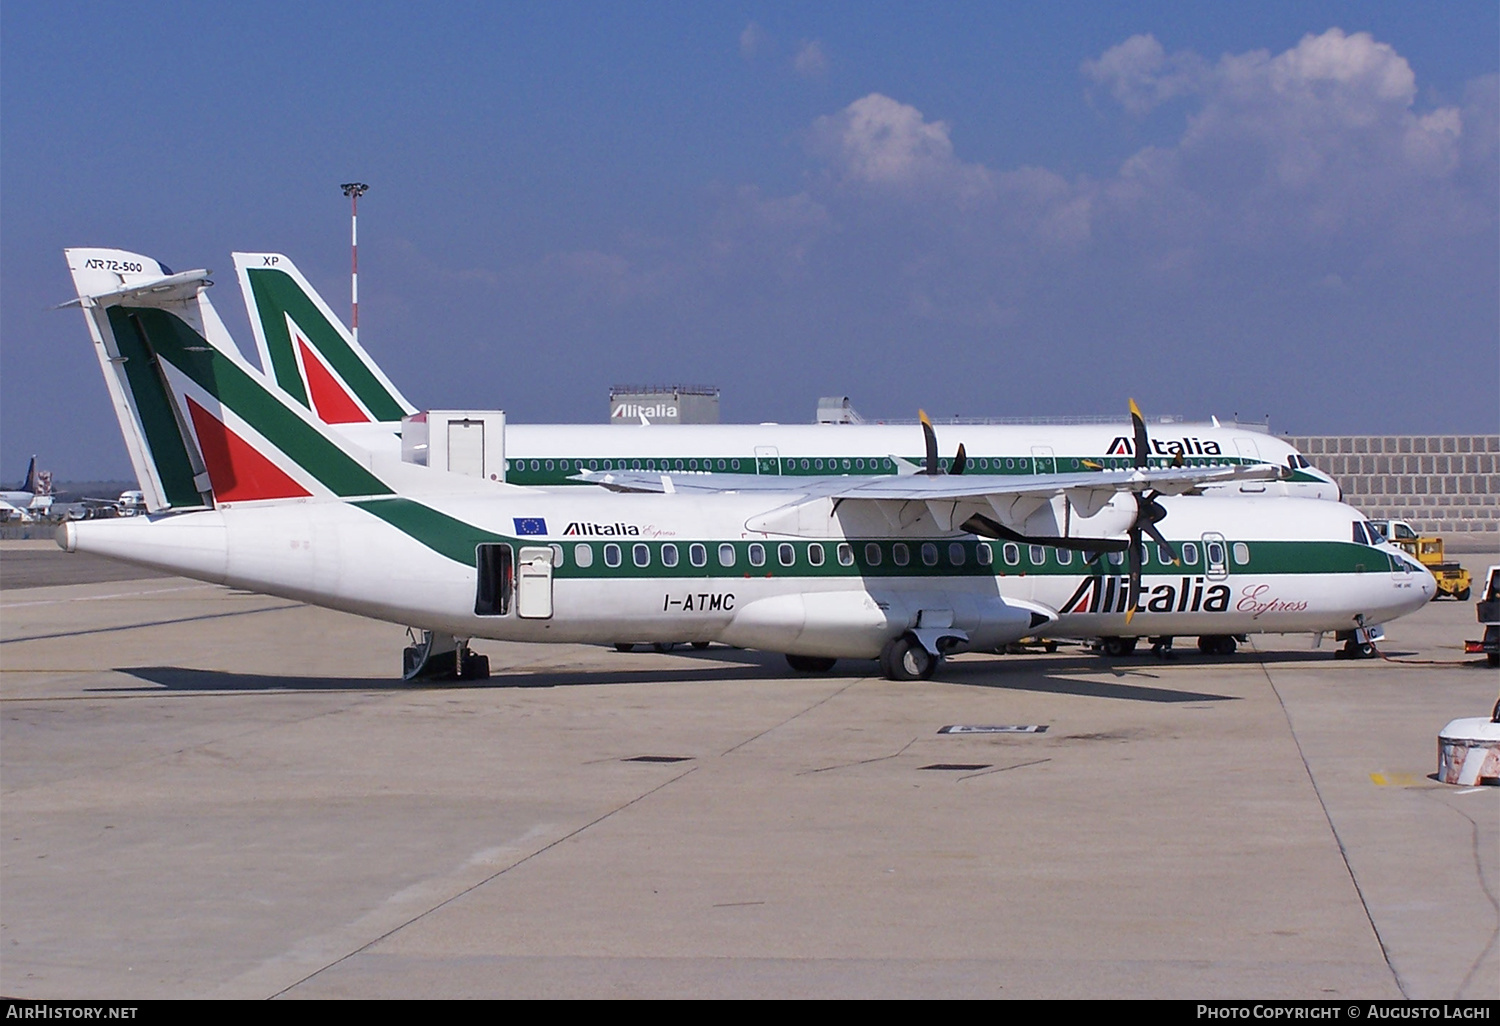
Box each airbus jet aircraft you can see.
[231,252,1338,498]
[59,247,1431,681]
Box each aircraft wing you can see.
[576,462,1283,502]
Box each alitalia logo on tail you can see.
[1106,437,1223,457]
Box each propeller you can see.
[1125,399,1181,624]
[919,410,967,476]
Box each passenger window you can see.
[604,543,621,568]
[808,543,824,566]
[778,543,796,566]
[948,542,966,566]
[689,543,707,567]
[865,542,883,566]
[976,543,993,566]
[633,543,650,567]
[921,543,939,567]
[1181,542,1199,565]
[893,543,910,566]
[1029,544,1046,566]
[661,543,678,567]
[1057,548,1072,565]
[1207,542,1225,567]
[749,543,765,567]
[1233,542,1250,565]
[1157,543,1175,564]
[1003,543,1019,566]
[718,543,736,567]
[573,543,594,568]
[838,543,855,566]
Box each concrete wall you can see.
[1282,435,1499,550]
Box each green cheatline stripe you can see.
[346,496,1400,583]
[247,268,408,420]
[125,306,390,498]
[354,497,504,564]
[105,307,204,508]
[499,454,1313,486]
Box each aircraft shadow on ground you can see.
[92,643,1355,703]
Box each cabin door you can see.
[516,546,554,619]
[755,446,781,475]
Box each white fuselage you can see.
[60,489,1433,662]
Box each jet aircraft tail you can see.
[16,456,37,494]
[232,252,415,423]
[64,248,403,513]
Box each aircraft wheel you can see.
[786,654,837,673]
[652,642,679,653]
[1196,635,1236,656]
[691,641,711,650]
[880,635,935,681]
[1335,640,1376,660]
[614,643,635,653]
[1100,636,1137,657]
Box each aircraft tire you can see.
[1100,636,1137,658]
[786,654,837,673]
[614,643,635,653]
[881,635,935,681]
[653,642,678,653]
[692,641,711,650]
[1197,635,1237,656]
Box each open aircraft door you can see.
[755,446,781,475]
[516,546,554,619]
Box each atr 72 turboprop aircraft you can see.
[59,247,1431,681]
[230,251,1338,497]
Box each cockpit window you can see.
[1364,522,1386,543]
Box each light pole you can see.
[340,182,369,346]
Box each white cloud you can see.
[739,22,767,60]
[1082,34,1206,116]
[793,39,828,77]
[808,93,990,196]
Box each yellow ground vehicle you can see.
[1368,519,1472,601]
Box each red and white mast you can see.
[340,182,369,345]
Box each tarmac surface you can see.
[1,539,1496,999]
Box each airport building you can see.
[1282,434,1499,548]
[609,385,720,425]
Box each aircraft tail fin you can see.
[65,248,396,512]
[232,252,416,423]
[17,456,37,493]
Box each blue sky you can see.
[3,2,1496,479]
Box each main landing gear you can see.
[1196,635,1239,656]
[403,630,490,681]
[879,634,937,681]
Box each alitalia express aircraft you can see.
[228,252,1337,498]
[57,248,1432,681]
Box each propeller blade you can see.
[1142,521,1181,565]
[919,410,940,476]
[960,514,1129,552]
[951,443,967,476]
[1125,528,1143,625]
[1129,398,1150,470]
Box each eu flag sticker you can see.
[513,517,548,536]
